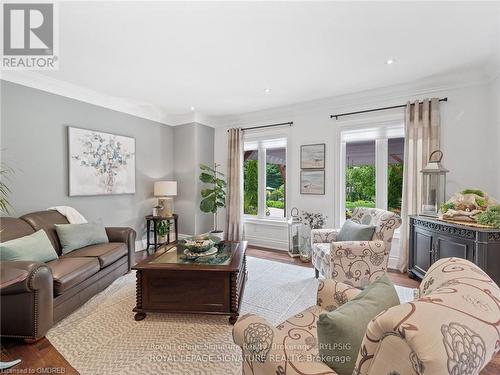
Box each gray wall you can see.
[173,122,214,235]
[0,80,174,243]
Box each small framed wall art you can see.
[300,170,325,195]
[300,143,325,169]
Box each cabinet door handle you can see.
[429,243,436,263]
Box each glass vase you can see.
[299,226,312,263]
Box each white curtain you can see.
[398,98,441,272]
[225,128,243,241]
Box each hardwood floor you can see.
[1,247,498,374]
[1,337,78,374]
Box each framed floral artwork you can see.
[68,126,136,196]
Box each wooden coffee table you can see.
[132,241,247,324]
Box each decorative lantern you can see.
[420,150,449,216]
[287,207,301,258]
[299,225,312,263]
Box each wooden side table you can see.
[145,214,178,253]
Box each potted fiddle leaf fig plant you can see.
[199,163,226,240]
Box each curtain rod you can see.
[228,121,293,132]
[330,97,448,120]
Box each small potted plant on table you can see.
[156,220,171,244]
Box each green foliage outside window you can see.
[244,160,286,216]
[345,163,403,217]
[388,163,403,213]
[244,160,258,215]
[346,165,375,203]
[266,200,284,209]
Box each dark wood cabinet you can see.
[409,215,500,285]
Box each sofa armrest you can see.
[316,279,362,311]
[331,240,387,258]
[1,261,52,295]
[1,261,53,340]
[354,299,499,375]
[233,314,276,349]
[106,227,136,270]
[233,313,335,374]
[311,229,339,244]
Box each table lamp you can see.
[154,181,177,217]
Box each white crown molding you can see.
[209,67,492,128]
[0,71,200,126]
[1,66,494,129]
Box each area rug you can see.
[47,257,416,375]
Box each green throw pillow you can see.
[317,274,400,375]
[0,229,58,262]
[55,222,109,254]
[337,220,375,241]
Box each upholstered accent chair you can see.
[311,207,401,288]
[233,257,500,375]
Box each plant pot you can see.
[210,230,224,241]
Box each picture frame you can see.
[300,143,325,169]
[300,170,325,195]
[68,126,136,196]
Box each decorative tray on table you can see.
[179,235,222,260]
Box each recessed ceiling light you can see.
[190,106,195,111]
[386,58,395,65]
[264,88,271,94]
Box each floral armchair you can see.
[232,257,500,375]
[311,207,401,288]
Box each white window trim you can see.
[243,133,288,223]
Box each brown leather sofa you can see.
[1,210,136,341]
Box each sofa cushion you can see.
[55,222,109,255]
[21,211,69,255]
[317,273,400,375]
[62,242,127,268]
[47,257,100,295]
[0,229,58,263]
[336,220,375,241]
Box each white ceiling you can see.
[39,1,500,118]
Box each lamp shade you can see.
[154,181,177,197]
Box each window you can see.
[243,138,287,219]
[341,124,404,221]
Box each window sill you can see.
[243,216,288,227]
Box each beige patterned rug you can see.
[47,256,415,375]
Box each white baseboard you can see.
[387,255,400,271]
[135,239,147,252]
[243,234,288,251]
